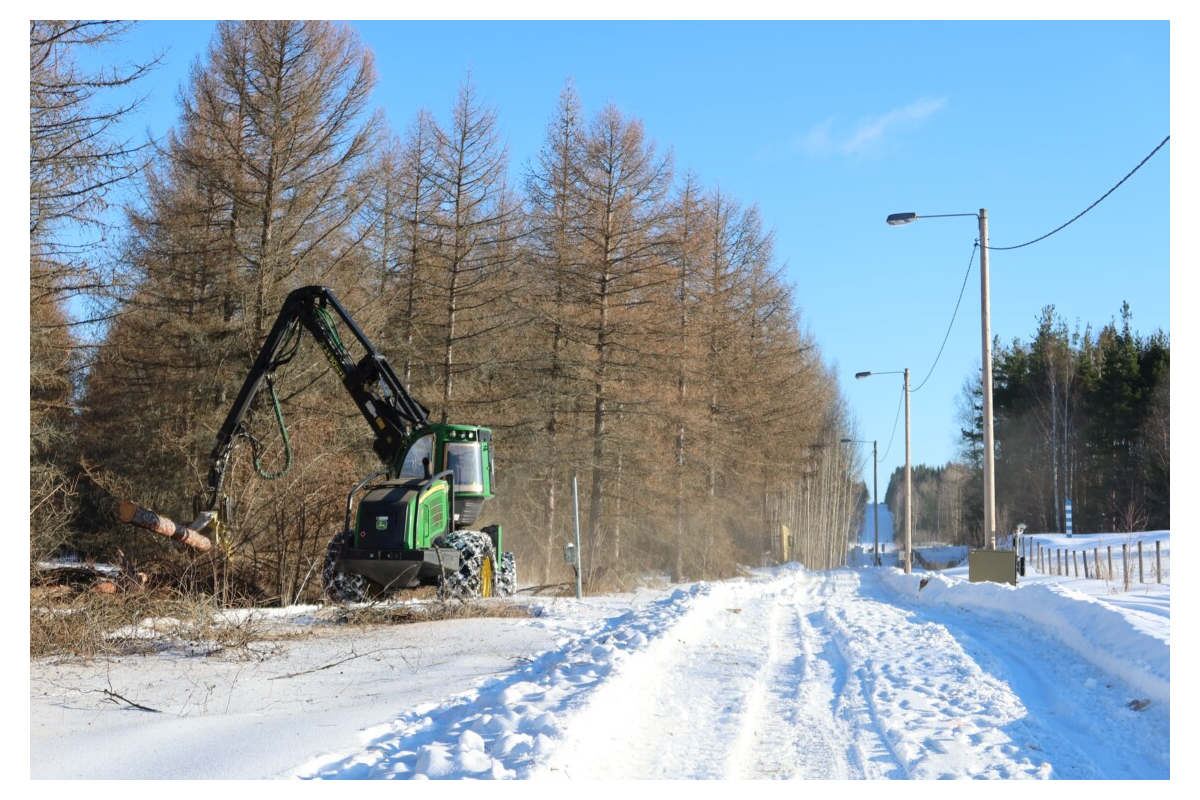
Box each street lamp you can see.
[841,437,879,566]
[887,209,997,550]
[855,369,912,574]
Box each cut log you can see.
[119,500,215,554]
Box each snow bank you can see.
[879,569,1170,705]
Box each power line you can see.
[871,137,1167,476]
[912,241,977,394]
[988,135,1169,251]
[878,384,904,464]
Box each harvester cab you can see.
[328,422,508,601]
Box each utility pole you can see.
[978,209,997,550]
[904,367,912,574]
[872,440,880,566]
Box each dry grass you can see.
[325,598,536,627]
[30,538,542,658]
[526,581,581,597]
[30,582,538,660]
[30,589,278,660]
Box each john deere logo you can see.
[375,516,388,531]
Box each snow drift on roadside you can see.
[879,569,1169,705]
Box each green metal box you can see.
[968,549,1019,585]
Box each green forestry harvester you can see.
[188,285,514,601]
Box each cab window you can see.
[444,442,483,493]
[399,434,435,480]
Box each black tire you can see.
[322,530,368,603]
[498,551,516,596]
[436,530,497,599]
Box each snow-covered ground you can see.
[30,532,1171,780]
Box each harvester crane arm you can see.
[201,286,430,514]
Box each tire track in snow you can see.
[538,572,801,778]
[820,570,1052,779]
[542,569,892,779]
[722,584,802,777]
[799,576,905,779]
[726,573,870,779]
[816,571,914,778]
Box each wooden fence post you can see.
[1108,546,1114,582]
[1122,543,1130,591]
[1083,550,1090,579]
[1057,549,1062,576]
[1138,541,1144,584]
[1156,540,1162,584]
[1094,548,1101,580]
[1073,550,1079,578]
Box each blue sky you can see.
[76,19,1171,505]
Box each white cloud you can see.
[791,97,948,159]
[792,118,835,157]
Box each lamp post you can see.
[841,437,879,566]
[855,369,911,574]
[886,209,996,550]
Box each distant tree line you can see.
[882,462,973,547]
[31,21,859,602]
[988,303,1168,535]
[909,303,1169,545]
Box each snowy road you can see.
[300,565,1168,779]
[536,569,886,779]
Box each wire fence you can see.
[1022,535,1169,588]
